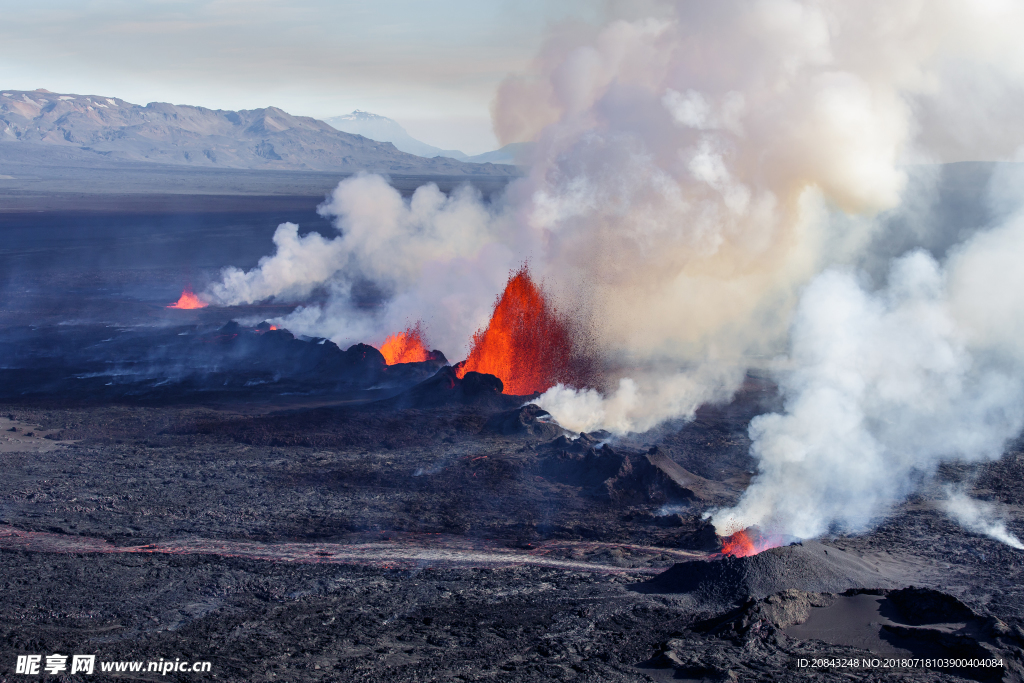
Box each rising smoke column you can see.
[711,243,1024,539]
[708,161,1024,541]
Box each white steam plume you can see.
[208,223,347,305]
[940,487,1024,550]
[711,245,1024,539]
[206,174,514,355]
[713,203,1024,541]
[536,365,744,435]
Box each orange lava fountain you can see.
[720,530,758,558]
[167,287,208,309]
[456,266,582,396]
[719,528,784,558]
[380,322,431,365]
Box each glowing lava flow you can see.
[380,323,431,365]
[167,287,208,309]
[456,266,582,395]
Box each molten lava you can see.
[167,287,208,309]
[456,266,586,395]
[719,528,783,558]
[720,530,758,558]
[380,323,431,365]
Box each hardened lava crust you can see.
[1,382,1023,682]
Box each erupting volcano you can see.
[455,266,592,396]
[167,287,208,310]
[380,323,431,365]
[719,528,783,558]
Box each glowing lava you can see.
[456,266,586,396]
[719,528,783,558]
[720,530,758,557]
[380,323,431,365]
[167,287,208,309]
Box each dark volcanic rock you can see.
[538,440,707,504]
[540,442,629,493]
[544,432,604,453]
[216,324,386,386]
[461,370,504,397]
[602,447,700,504]
[702,589,837,635]
[483,404,562,438]
[653,583,1022,683]
[343,342,387,367]
[642,541,898,603]
[384,367,517,410]
[0,321,408,404]
[378,350,450,386]
[678,519,722,552]
[888,587,978,624]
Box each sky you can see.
[0,0,604,154]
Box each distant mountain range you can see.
[324,111,468,160]
[324,110,533,165]
[0,89,517,176]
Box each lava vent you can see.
[640,541,899,604]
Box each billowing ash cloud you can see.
[208,1,1024,543]
[207,173,516,355]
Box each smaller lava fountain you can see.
[456,266,594,395]
[167,287,208,310]
[380,323,432,365]
[719,527,784,558]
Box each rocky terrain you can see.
[1,174,1023,682]
[1,384,1023,682]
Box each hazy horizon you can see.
[0,1,607,155]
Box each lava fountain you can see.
[455,266,592,395]
[719,528,784,558]
[380,322,432,365]
[167,287,208,310]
